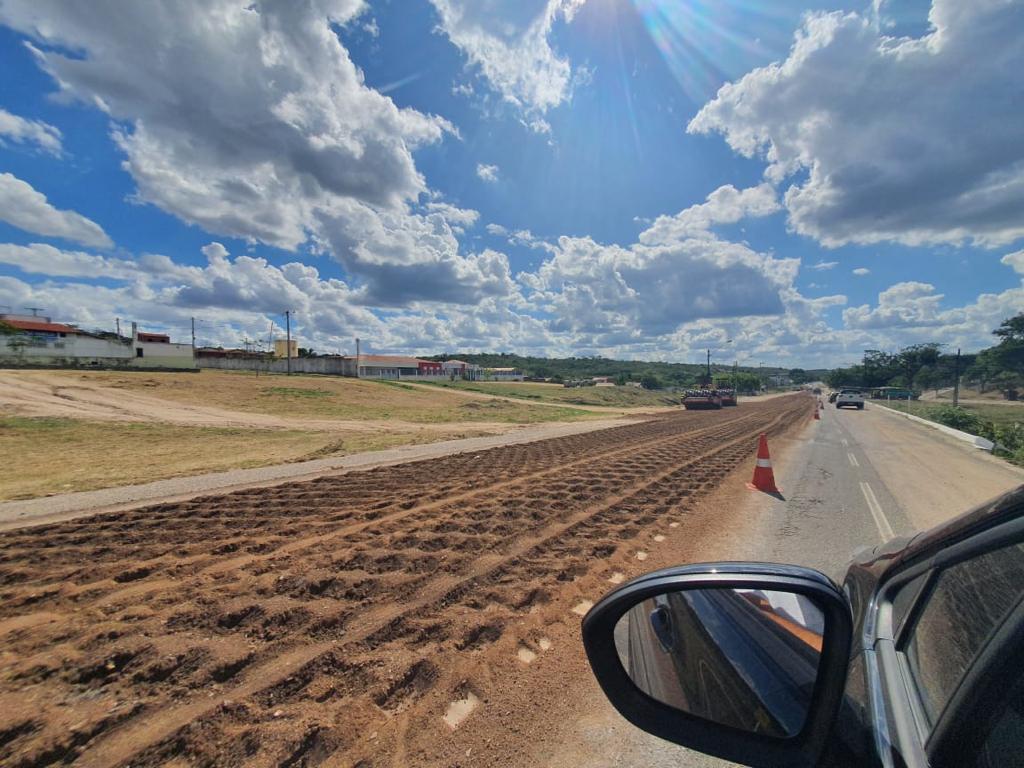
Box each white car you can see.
[835,389,865,409]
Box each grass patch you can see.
[262,386,333,399]
[886,399,1024,428]
[0,416,480,501]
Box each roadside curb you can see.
[873,402,995,452]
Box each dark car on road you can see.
[583,484,1024,768]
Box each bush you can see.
[926,405,983,433]
[927,406,1024,466]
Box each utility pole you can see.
[116,317,121,338]
[191,317,196,352]
[285,310,292,375]
[706,348,711,386]
[24,306,45,317]
[953,347,961,408]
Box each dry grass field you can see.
[62,370,595,424]
[0,416,474,501]
[0,370,605,499]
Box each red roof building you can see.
[1,318,81,335]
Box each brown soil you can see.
[0,394,810,767]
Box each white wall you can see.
[2,333,131,366]
[2,333,196,370]
[132,340,196,369]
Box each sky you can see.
[0,0,1022,368]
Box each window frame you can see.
[879,515,1024,764]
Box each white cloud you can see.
[1001,249,1024,275]
[521,190,801,343]
[844,281,943,329]
[809,260,838,271]
[0,173,113,248]
[314,204,515,306]
[476,163,500,182]
[0,2,534,306]
[852,267,871,276]
[0,108,62,155]
[639,184,780,245]
[690,1,1024,248]
[485,223,509,236]
[422,202,479,234]
[429,0,585,122]
[842,269,1024,353]
[0,242,134,278]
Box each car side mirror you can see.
[582,563,852,768]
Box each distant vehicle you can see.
[718,389,737,406]
[812,387,822,396]
[682,389,722,410]
[583,485,1024,768]
[835,390,864,410]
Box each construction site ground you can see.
[0,370,620,501]
[0,393,811,767]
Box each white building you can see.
[0,315,195,370]
[442,359,482,380]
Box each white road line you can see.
[847,452,860,467]
[860,481,896,541]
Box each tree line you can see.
[824,311,1024,401]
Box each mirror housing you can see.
[582,563,852,768]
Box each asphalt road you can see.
[543,399,1024,767]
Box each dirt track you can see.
[0,394,809,767]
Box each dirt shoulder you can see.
[0,397,809,768]
[0,416,638,530]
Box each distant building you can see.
[484,366,524,382]
[1,315,195,370]
[273,338,298,359]
[591,376,615,387]
[354,355,449,379]
[442,359,482,380]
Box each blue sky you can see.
[0,0,1021,367]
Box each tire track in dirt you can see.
[0,395,809,768]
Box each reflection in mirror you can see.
[614,588,824,738]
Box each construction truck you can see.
[682,389,723,410]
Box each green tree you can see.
[640,374,662,390]
[914,365,938,395]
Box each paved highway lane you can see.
[542,399,1024,768]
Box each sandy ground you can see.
[0,395,811,767]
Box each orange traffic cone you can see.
[813,402,821,420]
[746,433,780,493]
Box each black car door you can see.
[873,524,1024,768]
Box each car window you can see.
[901,541,1024,728]
[890,572,928,638]
[968,670,1024,768]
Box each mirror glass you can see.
[614,587,824,738]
